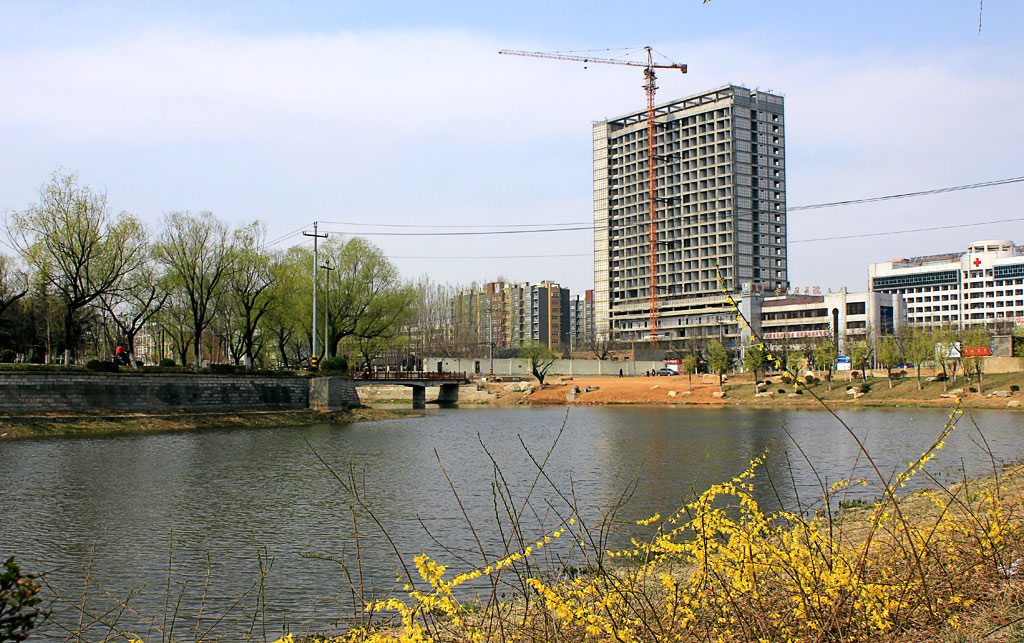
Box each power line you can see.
[392,253,590,259]
[318,220,590,229]
[788,176,1024,212]
[318,225,590,237]
[790,216,1024,244]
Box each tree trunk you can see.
[718,371,723,392]
[127,334,139,371]
[887,368,893,389]
[193,326,203,372]
[916,364,922,390]
[63,306,74,367]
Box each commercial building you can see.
[869,239,1024,328]
[752,288,904,355]
[593,84,788,341]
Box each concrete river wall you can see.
[0,372,360,413]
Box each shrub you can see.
[159,357,176,367]
[1011,385,1020,392]
[969,386,978,393]
[320,356,349,372]
[803,374,817,385]
[1,557,45,642]
[0,349,15,364]
[778,388,787,394]
[780,373,792,384]
[859,383,871,394]
[85,360,119,373]
[208,363,238,375]
[794,389,803,395]
[933,372,947,382]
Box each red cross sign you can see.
[973,257,982,267]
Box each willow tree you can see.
[98,254,168,369]
[9,170,148,365]
[321,237,414,358]
[155,212,235,371]
[228,223,275,370]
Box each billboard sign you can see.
[962,345,992,357]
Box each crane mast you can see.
[499,46,687,345]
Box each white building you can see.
[869,239,1024,328]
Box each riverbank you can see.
[526,371,1024,409]
[0,407,418,439]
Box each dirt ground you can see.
[528,374,727,405]
[523,371,1024,409]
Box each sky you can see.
[1,0,1022,295]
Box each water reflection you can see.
[1,407,1021,638]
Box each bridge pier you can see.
[437,383,459,406]
[411,385,426,409]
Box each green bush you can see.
[1011,385,1020,392]
[778,388,787,394]
[159,357,176,367]
[85,360,119,373]
[969,386,978,393]
[208,363,238,375]
[1,557,45,642]
[804,375,817,385]
[859,383,871,394]
[320,356,348,372]
[932,372,947,382]
[794,389,804,395]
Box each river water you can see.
[2,406,1022,639]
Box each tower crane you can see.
[499,47,687,345]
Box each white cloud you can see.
[1,28,1021,293]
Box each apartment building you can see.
[452,280,573,353]
[567,289,597,351]
[593,84,788,341]
[868,239,1024,328]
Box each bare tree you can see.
[9,170,148,365]
[0,255,28,317]
[155,212,235,371]
[98,255,168,369]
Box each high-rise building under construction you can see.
[593,84,788,341]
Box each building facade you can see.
[869,239,1024,328]
[593,84,788,341]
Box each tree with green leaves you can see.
[962,325,991,394]
[707,339,731,392]
[681,354,697,388]
[932,325,959,389]
[155,211,235,371]
[814,339,838,391]
[903,326,934,390]
[320,237,414,358]
[876,334,903,389]
[743,343,767,392]
[849,339,872,380]
[9,170,148,365]
[520,340,557,389]
[786,350,803,377]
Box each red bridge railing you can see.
[356,370,470,383]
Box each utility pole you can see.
[303,222,328,368]
[488,302,494,376]
[321,258,335,360]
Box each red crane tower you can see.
[499,47,687,345]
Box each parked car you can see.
[656,368,679,376]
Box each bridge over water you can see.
[355,371,471,408]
